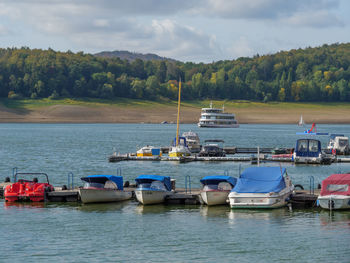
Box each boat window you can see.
[202,184,218,190]
[104,180,118,189]
[84,182,104,189]
[150,181,167,191]
[138,183,151,189]
[338,139,348,147]
[298,140,308,152]
[309,140,319,152]
[326,184,349,192]
[218,182,233,191]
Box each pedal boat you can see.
[4,172,54,202]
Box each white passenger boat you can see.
[318,173,350,210]
[198,102,239,128]
[228,167,294,209]
[200,175,237,206]
[137,145,162,157]
[135,175,172,205]
[79,175,132,204]
[182,131,201,153]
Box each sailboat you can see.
[169,80,191,158]
[298,115,305,126]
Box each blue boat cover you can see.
[81,175,124,190]
[200,175,237,186]
[232,167,286,193]
[135,175,172,191]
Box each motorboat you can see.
[134,175,172,205]
[200,175,237,205]
[318,173,350,210]
[228,167,294,209]
[198,140,226,157]
[182,131,201,153]
[326,134,350,155]
[198,102,239,128]
[136,145,162,157]
[169,137,191,157]
[4,172,54,202]
[79,175,132,204]
[293,138,333,164]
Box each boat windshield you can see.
[104,180,118,190]
[326,184,349,192]
[202,184,218,190]
[297,140,308,152]
[203,182,232,191]
[339,139,348,147]
[308,140,319,152]
[84,182,104,189]
[138,181,167,191]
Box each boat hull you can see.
[135,190,169,205]
[228,190,292,209]
[318,195,350,210]
[198,123,239,128]
[79,188,132,204]
[200,191,230,206]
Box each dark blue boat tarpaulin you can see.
[200,175,237,186]
[232,167,286,193]
[135,175,172,191]
[81,175,124,190]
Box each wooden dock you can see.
[0,182,321,209]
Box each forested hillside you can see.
[0,43,349,102]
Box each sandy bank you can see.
[0,103,350,124]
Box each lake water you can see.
[1,123,350,262]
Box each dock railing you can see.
[67,172,74,190]
[185,175,191,194]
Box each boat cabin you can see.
[135,175,172,191]
[200,175,237,191]
[81,175,124,190]
[294,139,322,157]
[327,134,349,155]
[320,174,350,197]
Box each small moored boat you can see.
[79,175,132,204]
[318,173,350,210]
[228,167,294,209]
[182,131,201,153]
[293,138,333,164]
[135,175,172,205]
[137,145,162,157]
[200,175,237,205]
[4,173,54,202]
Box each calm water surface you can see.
[1,123,350,262]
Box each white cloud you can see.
[284,10,344,28]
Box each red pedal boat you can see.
[4,173,54,202]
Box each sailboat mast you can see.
[175,80,181,146]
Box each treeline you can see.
[1,43,350,102]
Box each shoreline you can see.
[1,100,350,124]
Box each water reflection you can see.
[228,208,291,223]
[199,205,231,218]
[77,200,132,213]
[134,204,199,215]
[319,210,350,227]
[3,201,46,209]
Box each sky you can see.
[0,0,349,63]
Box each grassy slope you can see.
[1,98,350,123]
